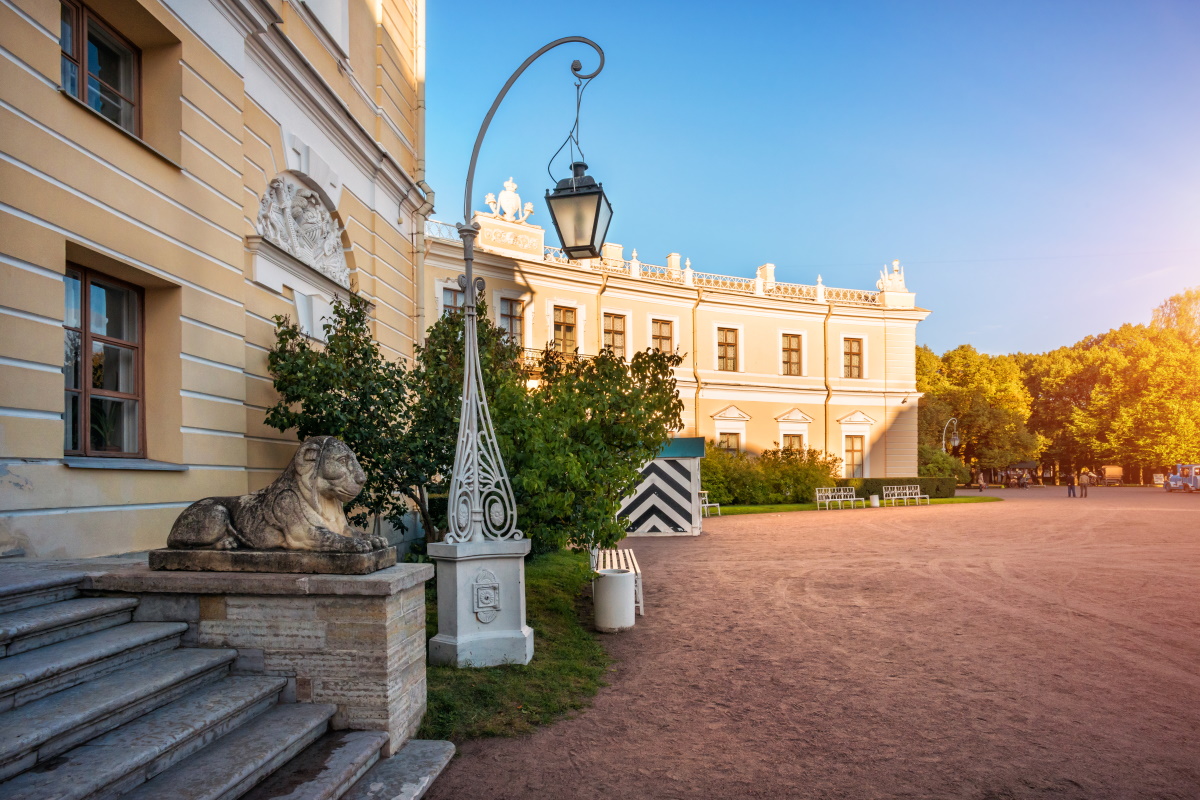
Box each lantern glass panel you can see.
[548,191,599,252]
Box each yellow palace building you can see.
[0,0,428,558]
[422,178,930,477]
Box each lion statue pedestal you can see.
[149,436,397,575]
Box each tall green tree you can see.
[1067,324,1200,468]
[509,347,684,553]
[917,344,1041,469]
[1151,286,1200,346]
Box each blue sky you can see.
[424,0,1200,355]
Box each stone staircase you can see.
[0,569,451,800]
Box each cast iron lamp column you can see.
[443,37,605,544]
[942,417,960,453]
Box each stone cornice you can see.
[209,0,281,39]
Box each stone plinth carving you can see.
[165,437,389,565]
[256,173,350,289]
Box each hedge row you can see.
[836,477,958,499]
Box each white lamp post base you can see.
[427,539,534,667]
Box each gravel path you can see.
[427,488,1200,799]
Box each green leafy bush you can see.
[918,443,970,482]
[836,476,958,499]
[700,442,842,505]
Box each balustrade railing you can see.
[767,281,818,300]
[596,257,631,276]
[824,286,880,305]
[693,272,757,293]
[424,219,461,241]
[543,245,581,265]
[428,220,883,306]
[639,262,683,283]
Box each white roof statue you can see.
[877,259,908,292]
[484,177,534,223]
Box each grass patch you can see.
[719,495,1003,516]
[418,549,609,742]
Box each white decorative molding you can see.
[473,568,501,624]
[245,235,340,340]
[256,173,350,289]
[712,405,752,421]
[775,408,815,423]
[838,410,877,425]
[481,227,539,250]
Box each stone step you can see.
[0,621,188,711]
[0,646,238,781]
[0,597,139,657]
[341,740,456,800]
[120,703,337,800]
[0,674,287,800]
[0,570,84,615]
[240,731,389,800]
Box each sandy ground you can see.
[426,488,1200,799]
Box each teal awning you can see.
[657,437,705,459]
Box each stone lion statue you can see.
[168,436,388,553]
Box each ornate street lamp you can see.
[942,417,960,452]
[444,36,605,545]
[545,161,612,259]
[428,37,606,668]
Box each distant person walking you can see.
[1079,470,1090,498]
[1066,471,1076,498]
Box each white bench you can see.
[815,486,866,509]
[700,490,721,517]
[882,485,930,506]
[590,547,644,616]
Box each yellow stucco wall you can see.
[423,212,929,479]
[0,0,424,557]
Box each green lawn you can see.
[718,495,1002,516]
[418,549,610,742]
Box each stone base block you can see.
[428,626,533,667]
[148,547,396,575]
[427,539,533,668]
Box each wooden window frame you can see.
[603,313,626,358]
[782,434,805,450]
[651,319,673,353]
[718,432,740,453]
[499,297,523,346]
[553,306,577,353]
[60,1,142,137]
[844,337,863,379]
[845,434,865,478]
[717,327,739,371]
[64,264,146,458]
[442,287,464,316]
[782,333,802,376]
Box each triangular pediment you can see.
[775,408,814,423]
[838,410,876,425]
[711,405,751,421]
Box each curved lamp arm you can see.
[941,417,959,452]
[460,37,605,225]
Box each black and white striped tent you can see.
[619,437,704,537]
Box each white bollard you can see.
[594,568,636,632]
[870,494,880,508]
